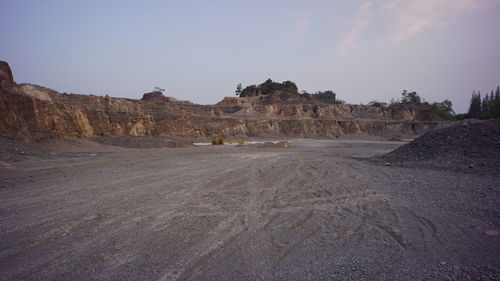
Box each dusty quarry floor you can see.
[0,139,499,280]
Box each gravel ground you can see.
[0,139,499,280]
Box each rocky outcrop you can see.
[0,61,13,83]
[213,97,441,121]
[141,91,170,102]
[141,91,192,104]
[0,61,441,142]
[0,61,16,92]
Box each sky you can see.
[1,0,499,113]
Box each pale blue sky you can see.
[1,0,499,113]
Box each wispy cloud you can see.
[336,0,483,54]
[295,18,310,37]
[336,1,373,55]
[382,0,480,41]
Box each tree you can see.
[239,79,300,97]
[312,90,337,104]
[441,99,454,114]
[401,90,421,103]
[490,86,500,118]
[235,83,242,96]
[490,98,500,118]
[481,94,490,116]
[260,79,275,95]
[240,84,258,97]
[368,101,388,107]
[464,86,500,119]
[467,91,481,118]
[282,80,298,93]
[432,99,454,120]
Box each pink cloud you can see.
[383,0,481,41]
[337,1,373,55]
[337,0,485,55]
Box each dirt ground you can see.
[0,139,499,281]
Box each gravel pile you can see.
[380,119,500,173]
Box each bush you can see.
[240,79,299,97]
[238,140,245,145]
[312,90,338,104]
[211,136,224,145]
[431,99,454,120]
[368,100,388,107]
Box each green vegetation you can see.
[239,79,299,97]
[368,101,388,107]
[370,90,456,120]
[237,140,245,145]
[400,90,422,104]
[431,100,454,120]
[235,83,242,96]
[384,86,500,120]
[468,91,482,118]
[237,80,345,104]
[235,80,500,121]
[311,90,345,104]
[211,136,224,145]
[386,90,425,106]
[466,86,500,119]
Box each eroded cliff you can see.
[0,61,439,142]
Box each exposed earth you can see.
[1,137,499,281]
[0,60,440,143]
[1,60,499,280]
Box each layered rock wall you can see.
[0,61,439,142]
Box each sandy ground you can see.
[0,139,499,281]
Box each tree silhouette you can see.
[235,83,242,96]
[467,91,481,118]
[401,90,421,103]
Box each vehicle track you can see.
[0,141,499,280]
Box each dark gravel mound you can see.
[380,119,500,173]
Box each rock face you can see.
[141,91,191,104]
[0,61,13,83]
[0,61,441,142]
[0,61,16,92]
